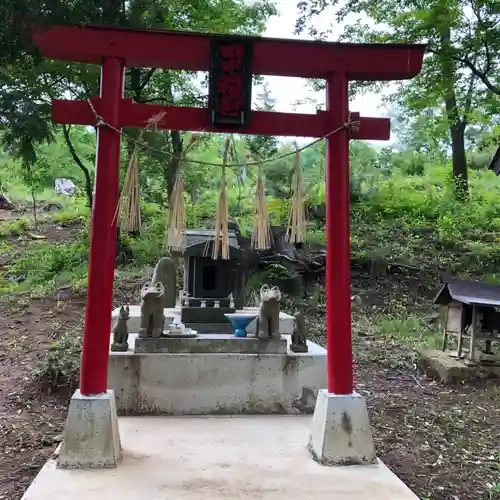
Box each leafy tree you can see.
[0,0,277,209]
[295,0,500,198]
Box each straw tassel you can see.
[165,159,186,253]
[204,136,231,260]
[286,141,307,243]
[115,111,166,235]
[251,164,272,250]
[165,134,201,253]
[212,164,229,259]
[117,148,142,233]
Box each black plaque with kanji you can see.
[209,37,253,130]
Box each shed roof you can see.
[433,277,500,307]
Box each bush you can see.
[33,324,82,390]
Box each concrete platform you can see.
[22,415,418,500]
[108,335,326,415]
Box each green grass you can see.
[0,218,30,237]
[374,314,441,351]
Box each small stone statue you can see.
[111,305,130,352]
[151,257,176,309]
[291,312,308,353]
[257,284,282,340]
[139,282,165,338]
[229,293,235,309]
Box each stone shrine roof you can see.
[184,229,241,257]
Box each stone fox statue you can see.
[111,305,130,352]
[257,285,282,340]
[151,257,176,308]
[139,282,165,338]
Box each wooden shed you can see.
[434,278,500,363]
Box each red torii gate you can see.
[31,25,425,397]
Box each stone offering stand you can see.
[108,304,327,415]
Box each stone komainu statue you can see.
[111,305,130,352]
[151,257,176,308]
[139,282,165,338]
[257,285,282,340]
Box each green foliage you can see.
[33,323,82,390]
[8,236,89,290]
[295,0,500,196]
[0,0,277,205]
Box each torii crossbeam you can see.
[31,25,425,399]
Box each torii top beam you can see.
[31,25,425,81]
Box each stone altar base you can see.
[108,334,326,415]
[135,333,287,354]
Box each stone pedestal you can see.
[57,390,121,469]
[308,390,376,465]
[108,335,327,415]
[135,333,287,354]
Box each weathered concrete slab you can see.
[135,333,287,354]
[420,349,500,384]
[110,305,295,335]
[22,415,418,500]
[108,335,326,415]
[420,350,476,384]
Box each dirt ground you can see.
[0,213,499,500]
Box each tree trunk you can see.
[166,130,183,201]
[62,125,93,208]
[449,121,468,197]
[439,25,468,199]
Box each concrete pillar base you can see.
[308,389,376,465]
[57,390,122,469]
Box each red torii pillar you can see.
[31,26,425,397]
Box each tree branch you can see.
[139,68,156,91]
[464,69,476,120]
[427,47,500,96]
[453,53,500,96]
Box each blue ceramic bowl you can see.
[224,313,258,338]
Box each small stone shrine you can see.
[107,228,327,415]
[180,228,244,333]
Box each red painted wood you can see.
[79,58,125,396]
[32,25,426,80]
[325,72,353,395]
[51,99,390,140]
